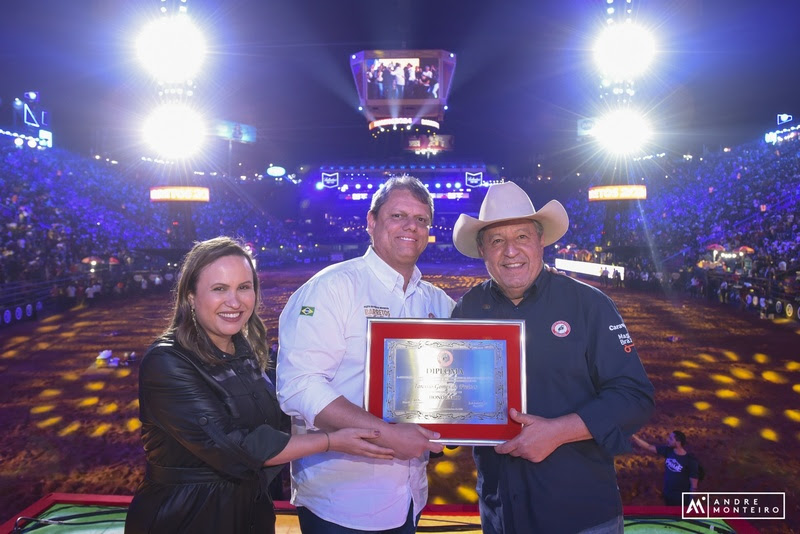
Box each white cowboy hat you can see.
[452,181,569,258]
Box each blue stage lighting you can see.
[315,182,324,190]
[435,183,441,189]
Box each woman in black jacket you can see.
[125,237,391,533]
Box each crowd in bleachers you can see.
[0,146,316,309]
[557,138,800,300]
[3,133,800,312]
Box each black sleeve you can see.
[575,292,655,456]
[139,348,291,479]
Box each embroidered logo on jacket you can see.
[300,306,315,316]
[551,320,571,337]
[364,305,390,317]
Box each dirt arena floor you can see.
[1,263,798,533]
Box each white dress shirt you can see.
[277,247,455,529]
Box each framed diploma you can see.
[365,318,526,446]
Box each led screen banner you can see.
[366,55,442,100]
[150,186,210,202]
[588,185,647,202]
[351,49,456,122]
[405,135,454,152]
[212,120,257,144]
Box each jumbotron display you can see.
[351,49,456,129]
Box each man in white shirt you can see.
[278,176,454,533]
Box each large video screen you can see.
[366,56,442,100]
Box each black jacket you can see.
[125,335,290,534]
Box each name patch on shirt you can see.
[364,305,390,318]
[300,306,315,316]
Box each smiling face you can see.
[478,219,544,304]
[188,254,256,353]
[367,188,431,279]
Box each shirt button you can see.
[198,416,208,425]
[252,392,259,399]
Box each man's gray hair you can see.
[369,176,434,218]
[477,218,544,250]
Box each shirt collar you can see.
[210,332,251,361]
[364,246,421,293]
[489,264,548,304]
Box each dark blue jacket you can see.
[452,268,655,533]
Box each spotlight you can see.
[594,109,652,155]
[594,23,655,81]
[137,15,206,83]
[142,103,206,158]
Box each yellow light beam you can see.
[77,397,100,408]
[456,485,479,502]
[731,368,755,380]
[746,405,770,416]
[722,351,739,361]
[126,418,142,432]
[98,403,119,415]
[58,421,81,437]
[36,416,63,428]
[90,423,112,437]
[762,371,788,384]
[434,461,456,476]
[711,374,735,384]
[722,417,740,428]
[753,353,770,364]
[760,428,779,442]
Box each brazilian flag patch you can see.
[300,306,315,316]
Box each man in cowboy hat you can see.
[451,181,654,534]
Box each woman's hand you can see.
[328,428,394,460]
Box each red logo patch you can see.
[551,321,571,337]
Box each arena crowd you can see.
[2,132,799,316]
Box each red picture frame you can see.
[365,318,526,445]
